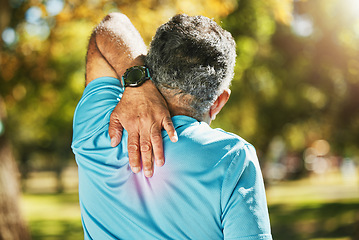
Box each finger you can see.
[127,132,141,173]
[140,133,154,178]
[150,124,165,167]
[109,111,123,147]
[162,116,178,143]
[110,126,123,147]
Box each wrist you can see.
[121,65,151,87]
[124,78,156,91]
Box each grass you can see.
[269,202,359,240]
[21,193,83,240]
[266,173,359,240]
[20,170,359,240]
[20,169,83,240]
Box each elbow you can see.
[94,12,131,37]
[93,12,128,41]
[101,12,130,24]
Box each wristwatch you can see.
[121,66,152,87]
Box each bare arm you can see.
[86,13,146,85]
[86,13,177,177]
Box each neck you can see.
[159,88,211,124]
[167,102,211,124]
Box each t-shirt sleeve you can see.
[221,144,272,240]
[72,77,123,148]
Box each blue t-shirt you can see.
[71,77,272,240]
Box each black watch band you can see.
[121,66,152,87]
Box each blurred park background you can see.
[0,0,359,239]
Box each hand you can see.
[109,80,178,178]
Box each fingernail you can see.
[156,160,164,167]
[171,132,178,143]
[132,167,141,173]
[144,170,153,177]
[111,137,118,147]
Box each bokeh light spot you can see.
[25,21,50,40]
[312,139,330,156]
[25,6,43,24]
[46,0,64,16]
[291,14,313,37]
[2,28,17,46]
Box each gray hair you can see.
[146,14,236,120]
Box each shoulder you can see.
[72,77,123,147]
[178,122,256,166]
[176,120,253,152]
[212,127,258,162]
[196,124,255,155]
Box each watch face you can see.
[127,67,145,84]
[122,66,151,87]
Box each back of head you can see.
[146,14,236,120]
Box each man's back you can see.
[72,77,272,240]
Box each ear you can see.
[209,89,231,121]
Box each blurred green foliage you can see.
[215,0,359,161]
[0,0,359,182]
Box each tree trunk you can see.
[0,139,30,240]
[0,97,30,240]
[0,0,10,34]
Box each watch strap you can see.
[121,66,152,87]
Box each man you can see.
[72,13,272,239]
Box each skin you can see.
[86,12,230,177]
[86,13,177,178]
[163,89,231,125]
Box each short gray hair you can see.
[146,14,236,120]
